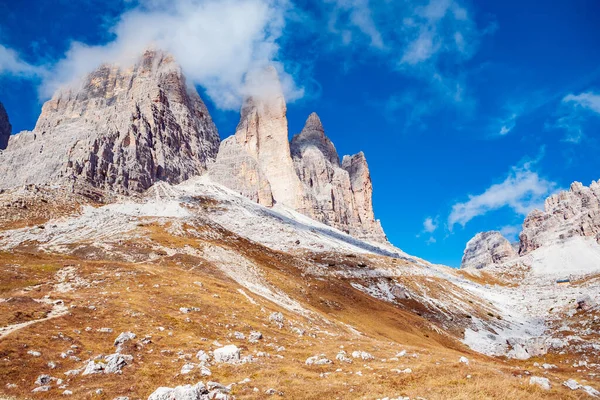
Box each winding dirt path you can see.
[0,299,68,340]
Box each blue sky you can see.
[1,0,600,267]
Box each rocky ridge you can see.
[0,50,220,197]
[0,101,10,150]
[0,54,386,244]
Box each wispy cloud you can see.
[496,111,519,136]
[550,91,600,144]
[448,155,556,229]
[423,216,438,233]
[0,44,45,77]
[563,91,600,113]
[321,0,490,108]
[417,215,438,244]
[398,0,479,67]
[326,0,384,49]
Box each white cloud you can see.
[0,44,44,77]
[326,0,384,49]
[399,0,477,67]
[563,91,600,114]
[448,161,556,229]
[423,216,438,233]
[38,0,302,110]
[552,91,600,144]
[498,113,517,136]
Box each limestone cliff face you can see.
[290,113,387,243]
[460,231,518,269]
[210,136,274,207]
[519,181,600,254]
[0,102,10,150]
[0,50,220,196]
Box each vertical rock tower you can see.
[291,114,387,242]
[210,66,307,210]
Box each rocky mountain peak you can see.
[460,231,518,269]
[0,101,10,150]
[291,112,339,166]
[303,112,325,135]
[0,49,220,197]
[211,68,387,243]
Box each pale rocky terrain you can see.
[0,175,598,399]
[462,180,600,271]
[462,180,600,274]
[0,51,599,400]
[520,181,600,254]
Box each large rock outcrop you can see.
[0,50,220,196]
[211,66,306,210]
[460,231,518,269]
[290,113,386,242]
[210,136,274,207]
[519,181,600,254]
[341,152,386,242]
[0,101,10,150]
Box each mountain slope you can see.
[0,177,598,399]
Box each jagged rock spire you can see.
[302,112,325,136]
[0,101,11,150]
[291,112,339,166]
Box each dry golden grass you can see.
[456,269,515,287]
[0,221,597,399]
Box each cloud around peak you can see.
[2,0,304,111]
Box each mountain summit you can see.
[0,50,220,197]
